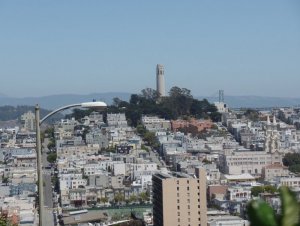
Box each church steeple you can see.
[265,114,281,153]
[273,115,277,125]
[267,115,271,125]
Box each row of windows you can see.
[176,192,201,197]
[177,198,200,203]
[177,204,201,210]
[228,157,269,161]
[176,180,200,184]
[228,162,269,166]
[177,186,200,191]
[176,217,202,225]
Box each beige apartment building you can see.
[219,150,282,176]
[152,168,207,226]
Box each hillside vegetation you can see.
[0,105,62,122]
[67,87,221,127]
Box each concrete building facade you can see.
[152,168,207,226]
[219,150,282,175]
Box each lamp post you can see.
[35,101,107,225]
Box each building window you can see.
[177,187,179,191]
[177,206,180,210]
[187,186,190,191]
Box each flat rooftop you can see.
[63,210,108,225]
[153,172,194,180]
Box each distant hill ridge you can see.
[0,92,300,109]
[0,92,131,110]
[0,105,62,122]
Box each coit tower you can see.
[156,64,165,97]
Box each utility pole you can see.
[35,104,44,225]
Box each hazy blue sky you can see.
[1,1,299,98]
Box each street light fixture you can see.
[35,101,107,225]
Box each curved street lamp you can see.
[35,101,107,225]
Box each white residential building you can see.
[227,186,252,202]
[280,177,300,189]
[130,163,157,179]
[219,150,282,175]
[113,162,126,176]
[141,116,171,132]
[107,113,128,128]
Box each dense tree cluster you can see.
[65,87,221,127]
[65,108,94,121]
[244,109,260,121]
[47,152,57,163]
[251,185,277,197]
[110,87,221,127]
[283,153,300,173]
[136,124,160,150]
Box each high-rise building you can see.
[156,64,165,97]
[152,168,207,226]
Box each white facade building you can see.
[219,150,282,175]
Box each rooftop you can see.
[224,173,255,181]
[153,172,195,180]
[63,210,108,225]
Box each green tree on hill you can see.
[63,87,221,127]
[251,185,277,197]
[114,193,125,204]
[115,87,221,127]
[244,109,260,121]
[283,153,300,173]
[47,153,57,163]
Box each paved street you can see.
[146,145,166,167]
[42,138,55,226]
